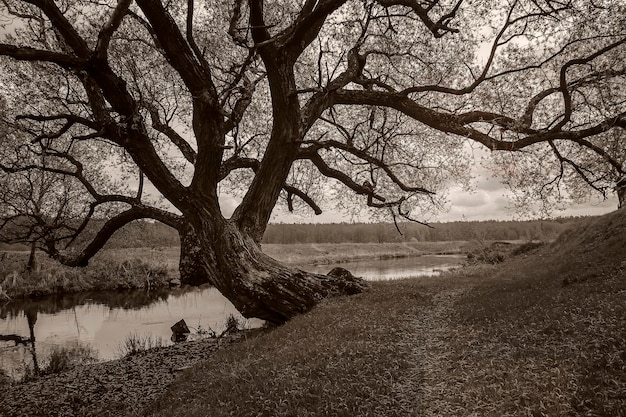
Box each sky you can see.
[263,186,619,225]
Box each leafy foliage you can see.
[0,0,623,262]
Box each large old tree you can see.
[0,0,624,323]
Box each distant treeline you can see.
[1,217,592,251]
[261,218,587,244]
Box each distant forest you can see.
[262,218,585,244]
[1,217,592,251]
[97,217,589,248]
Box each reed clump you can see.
[0,250,173,299]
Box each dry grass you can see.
[144,279,433,417]
[263,241,473,265]
[429,209,626,417]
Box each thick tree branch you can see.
[278,0,347,60]
[50,205,182,267]
[283,185,322,215]
[305,150,387,202]
[0,44,86,68]
[247,0,271,45]
[301,138,434,195]
[331,89,626,158]
[135,0,216,97]
[219,156,323,214]
[377,0,462,38]
[186,0,213,77]
[95,0,131,60]
[23,0,90,56]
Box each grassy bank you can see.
[0,248,179,299]
[145,278,432,417]
[143,210,625,417]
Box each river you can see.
[0,254,463,379]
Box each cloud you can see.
[475,176,508,192]
[438,188,515,222]
[449,189,489,208]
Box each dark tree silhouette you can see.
[0,0,624,322]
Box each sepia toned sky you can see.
[258,143,621,224]
[224,160,620,224]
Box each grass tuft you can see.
[118,333,165,358]
[21,341,99,381]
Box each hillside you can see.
[551,209,626,285]
[139,209,625,417]
[453,208,626,416]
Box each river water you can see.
[0,255,463,379]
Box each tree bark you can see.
[178,222,213,286]
[178,217,367,324]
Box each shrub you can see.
[511,240,545,256]
[20,341,99,381]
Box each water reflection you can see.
[300,254,464,280]
[0,285,251,379]
[0,288,172,321]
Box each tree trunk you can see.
[25,242,37,273]
[178,219,367,324]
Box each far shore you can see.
[0,241,484,300]
[263,240,475,265]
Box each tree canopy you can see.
[0,0,624,321]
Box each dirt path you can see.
[393,278,478,416]
[416,286,474,416]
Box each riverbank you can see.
[0,332,253,417]
[0,252,177,300]
[1,241,475,300]
[1,210,624,416]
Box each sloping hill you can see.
[454,208,626,416]
[550,207,626,286]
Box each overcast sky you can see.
[265,188,619,225]
[220,170,619,224]
[257,151,620,224]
